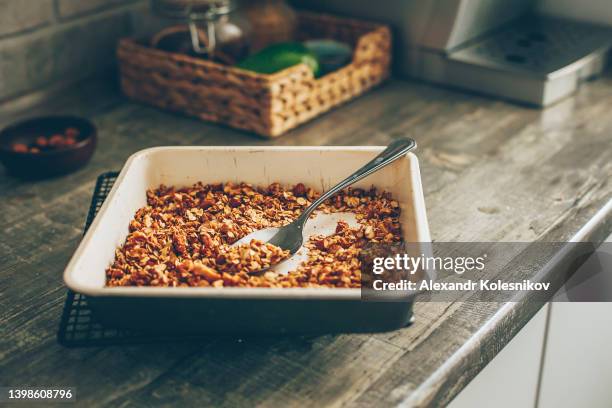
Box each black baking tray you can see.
[58,172,414,346]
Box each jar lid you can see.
[152,0,233,20]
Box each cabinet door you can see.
[538,236,612,408]
[448,306,548,408]
[538,303,612,408]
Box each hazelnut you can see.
[48,134,64,146]
[65,127,80,138]
[11,143,28,153]
[35,136,48,147]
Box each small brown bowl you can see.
[0,116,97,179]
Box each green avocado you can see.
[236,42,321,77]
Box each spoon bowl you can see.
[233,227,280,247]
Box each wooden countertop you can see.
[1,72,611,407]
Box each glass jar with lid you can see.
[151,0,250,64]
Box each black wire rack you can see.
[57,172,205,347]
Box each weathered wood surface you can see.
[1,71,611,407]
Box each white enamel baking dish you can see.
[64,146,431,334]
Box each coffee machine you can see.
[291,0,612,106]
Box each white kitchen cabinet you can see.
[450,235,612,408]
[537,303,612,408]
[537,236,612,408]
[447,306,548,408]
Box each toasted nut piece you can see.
[201,199,215,209]
[345,196,360,207]
[292,183,307,196]
[192,262,222,282]
[172,230,188,256]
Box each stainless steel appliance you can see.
[292,0,612,106]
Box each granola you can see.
[106,182,401,288]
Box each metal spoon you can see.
[233,138,417,255]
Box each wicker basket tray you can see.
[117,11,391,137]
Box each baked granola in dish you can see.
[106,182,401,288]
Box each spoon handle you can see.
[296,138,416,223]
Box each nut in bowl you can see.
[63,146,431,334]
[0,116,97,179]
